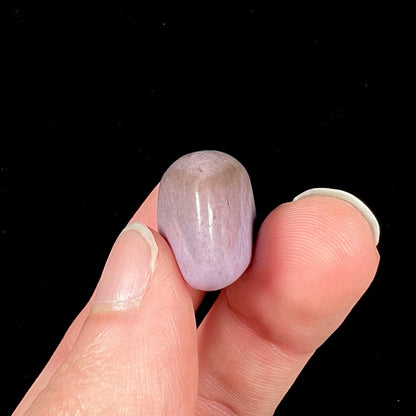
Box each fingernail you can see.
[93,222,158,311]
[293,188,380,245]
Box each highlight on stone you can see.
[157,150,256,291]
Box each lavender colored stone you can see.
[157,150,256,291]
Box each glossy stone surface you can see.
[157,150,256,291]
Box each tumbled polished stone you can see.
[157,150,255,291]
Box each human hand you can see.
[13,185,379,416]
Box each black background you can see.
[2,1,414,414]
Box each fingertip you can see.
[289,193,380,267]
[129,184,160,229]
[293,188,380,246]
[24,223,199,415]
[228,194,380,354]
[265,195,380,308]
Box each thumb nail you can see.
[93,222,158,312]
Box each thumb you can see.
[23,223,198,416]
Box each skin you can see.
[13,184,380,416]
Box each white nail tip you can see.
[122,222,158,272]
[293,188,380,245]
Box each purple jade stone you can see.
[157,150,256,291]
